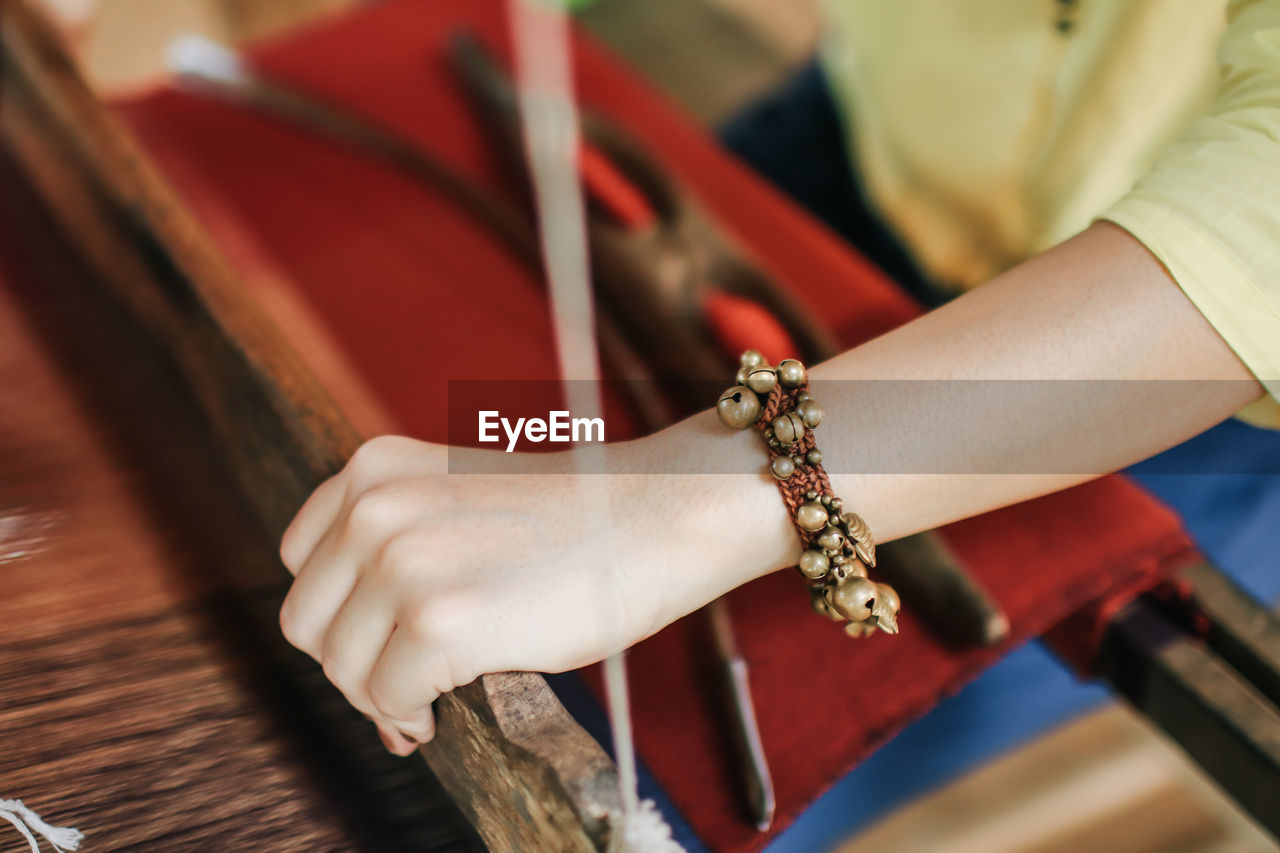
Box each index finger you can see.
[280,471,348,574]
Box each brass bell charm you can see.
[872,583,900,635]
[817,526,845,552]
[832,553,870,583]
[746,366,778,394]
[772,411,805,444]
[717,385,761,430]
[797,398,824,429]
[798,549,830,579]
[795,501,828,531]
[827,576,879,622]
[770,456,796,479]
[776,358,807,388]
[811,589,842,621]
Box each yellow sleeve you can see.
[1101,0,1280,427]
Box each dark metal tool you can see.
[708,598,776,830]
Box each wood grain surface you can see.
[0,149,482,851]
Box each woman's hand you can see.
[277,431,772,755]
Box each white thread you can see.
[506,2,684,850]
[0,799,83,853]
[608,799,684,853]
[165,33,251,89]
[602,652,681,852]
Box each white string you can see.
[0,811,40,853]
[506,3,683,850]
[0,800,83,853]
[165,33,251,89]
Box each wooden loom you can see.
[0,0,621,849]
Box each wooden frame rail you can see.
[0,1,624,849]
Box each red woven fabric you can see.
[113,2,1195,849]
[703,291,800,366]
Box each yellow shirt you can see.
[819,0,1280,420]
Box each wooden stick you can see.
[0,2,622,849]
[875,533,1011,647]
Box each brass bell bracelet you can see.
[717,350,900,638]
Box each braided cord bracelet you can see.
[717,350,900,638]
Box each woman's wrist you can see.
[451,420,792,634]
[613,409,800,624]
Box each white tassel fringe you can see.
[607,799,685,853]
[0,799,83,853]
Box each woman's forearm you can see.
[278,223,1264,750]
[645,222,1263,605]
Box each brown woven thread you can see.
[753,380,835,551]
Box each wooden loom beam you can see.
[0,1,622,849]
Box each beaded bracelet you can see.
[717,350,900,638]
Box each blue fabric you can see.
[1128,418,1280,603]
